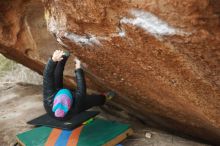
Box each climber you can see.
[43,50,115,120]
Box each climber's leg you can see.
[78,94,106,112]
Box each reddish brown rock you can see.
[0,0,220,144]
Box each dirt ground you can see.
[0,83,210,146]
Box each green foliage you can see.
[0,54,16,72]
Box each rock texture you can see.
[0,0,220,144]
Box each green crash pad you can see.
[17,118,133,146]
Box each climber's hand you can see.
[74,58,81,69]
[52,50,64,62]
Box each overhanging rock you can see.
[0,0,220,144]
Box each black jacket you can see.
[43,58,86,120]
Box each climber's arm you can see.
[43,57,57,99]
[43,50,64,99]
[74,58,86,110]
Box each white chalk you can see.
[121,9,185,37]
[47,17,58,34]
[118,29,126,37]
[64,32,101,46]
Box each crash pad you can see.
[17,118,133,146]
[27,111,99,130]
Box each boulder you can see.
[0,0,220,144]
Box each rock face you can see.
[0,0,220,144]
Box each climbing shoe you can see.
[105,91,116,101]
